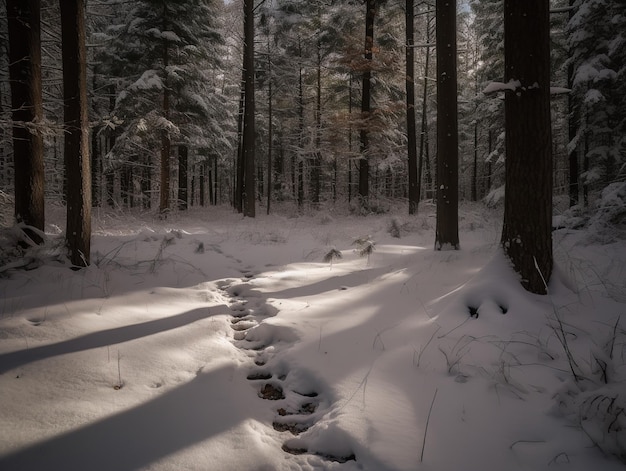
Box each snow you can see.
[482,79,520,95]
[1,203,625,471]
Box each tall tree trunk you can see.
[312,35,322,206]
[61,0,91,267]
[359,0,376,208]
[418,16,431,200]
[406,0,419,214]
[159,11,171,216]
[472,121,478,201]
[200,162,206,206]
[7,0,45,244]
[297,40,305,208]
[91,68,101,208]
[178,145,188,210]
[267,35,273,215]
[242,0,255,217]
[435,0,459,250]
[348,74,353,203]
[502,0,553,294]
[567,0,579,207]
[235,66,245,212]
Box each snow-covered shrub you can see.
[484,185,504,208]
[553,317,626,463]
[387,217,402,238]
[589,182,626,231]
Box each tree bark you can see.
[435,0,459,250]
[159,6,171,216]
[502,0,553,294]
[235,66,245,213]
[267,35,273,215]
[419,14,432,200]
[242,0,255,217]
[178,145,188,210]
[7,0,45,244]
[60,0,91,267]
[359,0,376,208]
[567,0,579,208]
[406,0,419,214]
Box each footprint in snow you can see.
[219,277,356,464]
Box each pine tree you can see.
[60,0,91,266]
[6,0,45,244]
[406,0,419,214]
[502,0,553,294]
[568,0,625,204]
[95,0,228,213]
[434,0,459,250]
[242,0,255,217]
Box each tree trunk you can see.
[418,16,432,200]
[359,0,376,208]
[502,0,553,294]
[567,0,579,208]
[348,74,354,204]
[159,14,171,216]
[406,0,419,214]
[312,35,322,206]
[242,0,255,217]
[472,121,478,201]
[297,40,305,209]
[178,145,188,210]
[235,66,245,213]
[266,34,273,215]
[60,0,91,267]
[7,0,45,244]
[435,0,459,250]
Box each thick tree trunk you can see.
[242,0,255,217]
[406,0,419,214]
[359,0,376,208]
[61,0,91,267]
[7,0,45,244]
[435,0,459,250]
[502,0,553,294]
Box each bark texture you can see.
[7,0,45,244]
[435,0,459,250]
[502,0,553,294]
[61,0,91,266]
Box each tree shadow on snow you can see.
[0,306,226,375]
[0,364,249,471]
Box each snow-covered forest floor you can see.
[0,199,625,471]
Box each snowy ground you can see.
[0,202,625,471]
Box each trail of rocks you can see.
[217,274,357,465]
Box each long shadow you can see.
[261,267,389,299]
[0,305,226,375]
[0,365,249,471]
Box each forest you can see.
[1,0,623,269]
[0,1,625,470]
